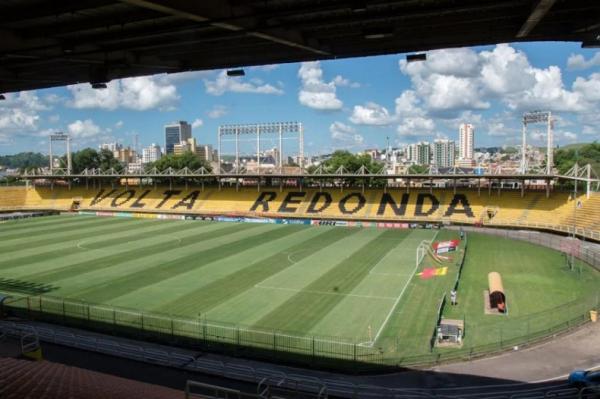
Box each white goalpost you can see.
[416,240,433,268]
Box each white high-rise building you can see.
[458,123,474,161]
[432,139,456,168]
[142,143,162,164]
[99,142,122,152]
[407,142,431,165]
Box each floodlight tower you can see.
[217,122,304,174]
[49,132,72,175]
[521,111,553,174]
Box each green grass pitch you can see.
[0,215,598,358]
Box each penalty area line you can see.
[369,229,440,347]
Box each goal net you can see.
[416,240,433,268]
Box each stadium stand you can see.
[0,357,182,399]
[0,186,598,239]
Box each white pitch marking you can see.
[368,229,440,347]
[254,284,397,300]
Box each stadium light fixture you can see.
[406,53,427,63]
[91,82,108,89]
[350,1,367,13]
[581,38,600,48]
[363,28,393,40]
[226,69,245,77]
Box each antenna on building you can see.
[133,133,139,156]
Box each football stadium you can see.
[1,185,599,368]
[1,0,600,398]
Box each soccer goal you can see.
[416,240,433,268]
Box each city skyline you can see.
[0,42,599,156]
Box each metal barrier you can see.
[3,318,599,399]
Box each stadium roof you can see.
[1,0,599,93]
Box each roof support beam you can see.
[516,0,557,38]
[118,0,329,55]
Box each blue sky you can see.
[0,41,599,156]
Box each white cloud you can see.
[191,118,204,129]
[67,119,103,139]
[329,122,364,146]
[48,114,60,123]
[399,50,489,114]
[562,131,578,141]
[479,45,537,96]
[506,65,584,112]
[250,64,279,72]
[115,120,123,128]
[397,44,597,116]
[582,125,597,136]
[572,73,600,102]
[159,70,213,83]
[486,120,512,137]
[349,102,394,125]
[394,90,425,117]
[297,61,343,110]
[567,53,600,70]
[396,117,436,136]
[0,91,49,135]
[207,105,228,119]
[67,76,179,111]
[204,70,283,96]
[333,75,361,88]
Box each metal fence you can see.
[1,227,598,371]
[398,291,599,366]
[2,287,598,371]
[2,293,386,372]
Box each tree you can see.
[149,151,212,172]
[67,148,100,173]
[554,142,600,175]
[306,150,384,187]
[0,152,48,169]
[99,149,123,171]
[62,148,122,173]
[408,164,428,174]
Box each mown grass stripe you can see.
[156,227,357,316]
[0,218,178,266]
[0,215,107,235]
[0,217,146,252]
[73,224,297,303]
[14,222,259,284]
[0,215,119,240]
[0,214,74,230]
[110,226,327,309]
[0,214,82,227]
[252,229,407,333]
